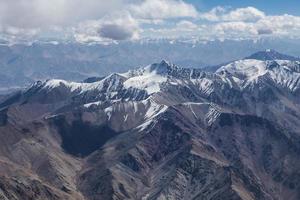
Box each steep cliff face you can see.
[0,52,300,200]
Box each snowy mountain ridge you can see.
[38,52,300,99]
[217,59,300,91]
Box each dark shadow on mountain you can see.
[51,116,119,157]
[0,91,22,109]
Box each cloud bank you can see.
[1,1,300,44]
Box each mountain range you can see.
[0,50,300,199]
[1,38,300,93]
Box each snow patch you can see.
[206,106,221,126]
[84,101,102,108]
[137,98,168,131]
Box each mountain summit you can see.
[245,49,300,61]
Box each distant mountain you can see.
[0,53,300,199]
[204,49,300,73]
[245,49,300,61]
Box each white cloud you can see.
[142,7,296,42]
[222,7,265,22]
[0,0,125,28]
[129,0,198,19]
[212,22,258,40]
[256,14,300,33]
[201,6,265,22]
[176,20,198,30]
[200,6,227,21]
[196,7,300,40]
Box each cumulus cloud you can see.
[176,20,198,30]
[74,12,139,43]
[256,14,300,32]
[120,5,295,42]
[196,6,300,40]
[200,6,265,22]
[212,22,258,40]
[129,0,198,19]
[0,0,130,43]
[99,24,134,40]
[0,0,198,29]
[214,22,255,33]
[0,0,200,43]
[199,6,227,21]
[222,7,265,22]
[98,14,139,40]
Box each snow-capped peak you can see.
[142,60,172,75]
[43,79,84,92]
[216,59,268,81]
[216,59,300,91]
[42,73,126,94]
[122,60,174,78]
[122,61,170,94]
[38,61,173,97]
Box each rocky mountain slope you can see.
[0,50,300,200]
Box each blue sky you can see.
[1,0,300,44]
[188,0,300,15]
